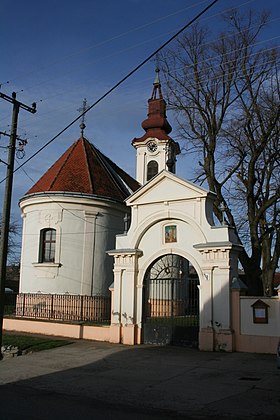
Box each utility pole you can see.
[0,92,36,359]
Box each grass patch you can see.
[3,333,73,353]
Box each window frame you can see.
[147,160,158,181]
[39,228,57,263]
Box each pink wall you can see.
[3,318,111,342]
[231,289,279,354]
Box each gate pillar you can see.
[194,243,241,352]
[199,268,215,351]
[107,249,143,345]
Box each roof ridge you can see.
[81,137,94,194]
[100,151,140,191]
[49,141,78,189]
[88,142,130,196]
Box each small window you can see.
[147,160,158,181]
[39,228,56,263]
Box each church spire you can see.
[151,67,163,100]
[132,68,172,145]
[132,69,180,185]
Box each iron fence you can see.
[16,293,111,324]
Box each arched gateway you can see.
[143,254,199,346]
[108,170,242,351]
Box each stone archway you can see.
[142,254,199,346]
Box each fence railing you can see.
[16,293,111,324]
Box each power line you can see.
[0,0,219,184]
[6,39,279,152]
[1,6,277,133]
[1,37,278,139]
[164,52,280,95]
[0,0,210,90]
[0,0,274,138]
[1,0,258,98]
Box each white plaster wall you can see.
[123,172,238,248]
[20,194,126,296]
[136,219,204,275]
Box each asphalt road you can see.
[0,384,181,420]
[0,340,279,419]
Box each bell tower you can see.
[132,68,180,185]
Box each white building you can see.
[19,136,139,296]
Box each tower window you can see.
[147,160,158,181]
[39,228,56,263]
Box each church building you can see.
[19,70,241,351]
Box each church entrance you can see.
[142,254,199,346]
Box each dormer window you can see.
[39,228,56,263]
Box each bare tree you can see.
[159,9,280,295]
[0,215,20,265]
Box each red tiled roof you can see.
[26,137,140,202]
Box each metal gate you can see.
[143,254,199,346]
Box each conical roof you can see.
[25,136,140,202]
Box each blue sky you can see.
[0,0,279,256]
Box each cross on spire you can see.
[151,67,163,100]
[77,98,89,136]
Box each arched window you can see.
[39,228,56,263]
[147,160,158,181]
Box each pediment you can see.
[126,170,215,206]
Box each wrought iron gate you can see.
[143,254,199,346]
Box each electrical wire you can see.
[2,0,259,98]
[0,0,211,89]
[1,4,278,133]
[2,0,276,175]
[0,0,220,184]
[0,0,275,137]
[9,37,280,144]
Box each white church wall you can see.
[19,194,127,296]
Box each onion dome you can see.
[132,68,172,144]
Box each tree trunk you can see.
[238,249,263,295]
[261,269,275,296]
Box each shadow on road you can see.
[0,341,278,420]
